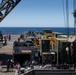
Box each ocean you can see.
[0,27,75,35]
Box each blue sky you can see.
[0,0,74,27]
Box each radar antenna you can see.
[68,35,75,42]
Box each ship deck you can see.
[0,34,20,54]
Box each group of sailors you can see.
[1,34,11,46]
[15,59,76,69]
[20,60,38,68]
[15,60,38,75]
[0,59,14,72]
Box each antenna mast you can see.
[0,0,21,22]
[73,0,76,35]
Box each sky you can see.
[0,0,74,27]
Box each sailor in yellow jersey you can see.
[34,39,39,46]
[50,36,55,50]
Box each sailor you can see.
[7,59,11,72]
[0,60,2,72]
[10,59,14,72]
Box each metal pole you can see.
[55,39,58,64]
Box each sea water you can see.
[0,27,74,35]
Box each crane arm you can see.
[0,0,21,22]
